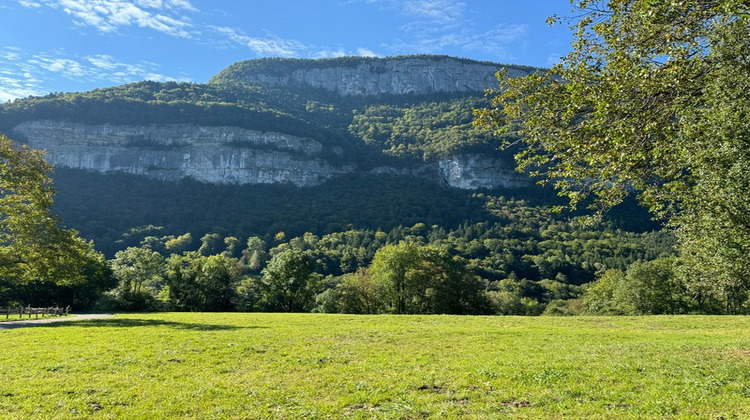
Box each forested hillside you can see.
[0,55,684,315]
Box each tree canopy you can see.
[476,0,750,313]
[0,134,97,287]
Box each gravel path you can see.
[0,314,114,330]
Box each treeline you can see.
[8,189,747,314]
[99,217,738,314]
[9,183,745,314]
[10,192,676,314]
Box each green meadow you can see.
[1,313,749,419]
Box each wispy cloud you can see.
[460,25,529,57]
[0,73,44,103]
[17,0,197,38]
[0,47,190,101]
[0,47,45,101]
[313,49,348,59]
[211,26,306,57]
[18,0,42,8]
[399,0,467,28]
[211,26,380,59]
[356,48,378,57]
[349,0,528,61]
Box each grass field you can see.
[1,313,749,419]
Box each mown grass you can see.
[1,313,749,419]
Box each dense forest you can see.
[6,185,677,315]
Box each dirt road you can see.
[0,314,114,330]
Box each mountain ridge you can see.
[2,54,531,189]
[209,55,536,96]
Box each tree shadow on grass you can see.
[38,318,266,331]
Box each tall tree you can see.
[111,246,164,295]
[0,134,95,290]
[242,236,268,272]
[370,243,490,314]
[165,252,238,311]
[369,243,421,314]
[259,248,320,312]
[476,0,750,312]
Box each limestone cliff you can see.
[13,120,349,187]
[15,120,526,190]
[210,56,533,96]
[369,155,526,190]
[438,155,526,190]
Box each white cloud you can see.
[1,51,22,61]
[211,25,383,60]
[400,0,466,26]
[461,24,529,57]
[349,0,529,61]
[87,54,120,70]
[18,0,42,8]
[313,49,348,59]
[17,0,197,38]
[0,75,45,102]
[356,48,379,57]
[134,0,196,11]
[0,47,190,101]
[212,26,307,57]
[31,56,88,78]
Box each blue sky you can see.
[0,0,575,102]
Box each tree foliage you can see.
[476,0,750,312]
[166,253,239,312]
[582,258,687,315]
[370,243,491,314]
[349,97,494,159]
[0,134,100,290]
[258,248,321,312]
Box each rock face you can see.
[213,56,532,96]
[438,155,527,190]
[14,120,348,187]
[370,155,526,190]
[15,120,527,190]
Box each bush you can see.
[542,299,584,316]
[93,291,164,312]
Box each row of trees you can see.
[102,230,728,315]
[103,236,492,314]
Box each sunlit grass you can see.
[1,313,749,418]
